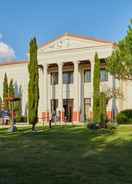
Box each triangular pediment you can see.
[39,33,112,52]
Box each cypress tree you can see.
[28,37,39,130]
[0,96,2,111]
[100,92,107,124]
[8,79,15,112]
[93,53,100,123]
[9,79,15,97]
[3,73,9,110]
[14,86,22,121]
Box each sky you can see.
[0,0,131,62]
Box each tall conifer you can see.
[28,38,39,130]
[93,53,100,123]
[3,73,9,110]
[8,79,15,112]
[9,79,15,97]
[100,92,107,124]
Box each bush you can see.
[16,116,27,123]
[116,109,132,124]
[87,122,98,130]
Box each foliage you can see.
[101,87,123,104]
[8,79,15,97]
[15,116,27,122]
[0,96,2,110]
[28,37,39,129]
[99,92,107,124]
[3,73,9,110]
[8,79,15,111]
[107,20,132,80]
[93,52,100,123]
[14,85,22,121]
[116,109,132,124]
[14,100,22,120]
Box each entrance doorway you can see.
[63,99,73,122]
[84,98,91,121]
[51,99,58,115]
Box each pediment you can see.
[39,33,112,52]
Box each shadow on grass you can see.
[0,125,132,184]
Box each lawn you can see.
[0,125,132,184]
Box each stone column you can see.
[73,61,80,123]
[58,62,64,122]
[43,63,49,121]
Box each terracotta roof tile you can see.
[0,61,28,67]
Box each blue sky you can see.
[0,0,131,61]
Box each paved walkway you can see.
[0,121,85,129]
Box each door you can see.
[63,99,73,122]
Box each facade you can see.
[0,33,132,123]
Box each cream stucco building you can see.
[0,33,132,123]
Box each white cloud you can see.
[0,42,16,62]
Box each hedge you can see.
[116,109,132,124]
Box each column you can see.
[91,59,95,120]
[73,61,80,123]
[38,66,44,120]
[58,62,64,122]
[43,63,49,121]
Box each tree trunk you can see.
[32,123,36,131]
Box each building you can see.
[0,33,132,123]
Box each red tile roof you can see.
[0,61,28,67]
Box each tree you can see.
[3,73,9,110]
[14,86,22,121]
[93,53,100,123]
[28,38,39,131]
[0,96,2,111]
[9,79,15,97]
[107,20,132,80]
[8,79,15,112]
[107,20,132,121]
[99,92,107,124]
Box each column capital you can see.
[57,62,64,67]
[43,63,48,68]
[73,60,80,65]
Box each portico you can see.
[41,61,82,123]
[37,33,114,123]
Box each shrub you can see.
[16,116,27,123]
[21,116,27,122]
[116,109,132,124]
[87,122,98,130]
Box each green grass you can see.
[0,125,132,184]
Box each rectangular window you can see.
[100,69,108,81]
[51,72,58,85]
[84,70,91,82]
[63,72,73,84]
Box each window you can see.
[100,69,108,81]
[51,72,58,85]
[84,70,91,82]
[63,72,73,84]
